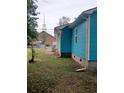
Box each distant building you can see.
[37,15,56,47]
[38,31,56,46]
[54,7,97,72]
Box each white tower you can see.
[42,15,47,32]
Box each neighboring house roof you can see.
[54,7,97,32]
[38,31,55,40]
[37,31,56,45]
[37,31,56,44]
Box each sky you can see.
[37,0,97,36]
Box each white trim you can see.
[86,17,89,60]
[85,16,90,61]
[56,34,58,49]
[88,16,90,60]
[85,18,88,68]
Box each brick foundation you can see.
[88,61,97,72]
[72,54,88,68]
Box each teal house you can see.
[54,7,97,71]
[54,24,72,57]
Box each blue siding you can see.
[56,8,97,62]
[61,28,72,53]
[90,11,97,61]
[72,21,86,59]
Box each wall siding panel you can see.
[61,28,72,53]
[90,11,97,61]
[72,21,86,59]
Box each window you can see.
[75,36,77,43]
[75,29,78,43]
[76,29,78,35]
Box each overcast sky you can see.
[37,0,97,36]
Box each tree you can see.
[27,0,39,63]
[59,16,70,26]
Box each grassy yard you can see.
[27,48,97,93]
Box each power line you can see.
[37,29,54,32]
[37,28,54,30]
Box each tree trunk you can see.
[29,42,35,63]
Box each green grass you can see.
[27,48,97,93]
